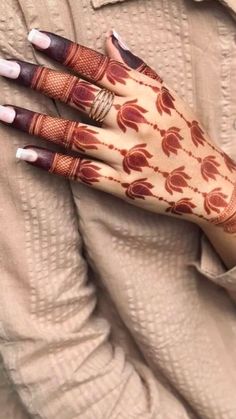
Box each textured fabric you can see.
[0,0,236,418]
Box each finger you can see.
[0,105,129,165]
[27,29,160,95]
[105,30,163,83]
[0,59,118,126]
[15,145,121,194]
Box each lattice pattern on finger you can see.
[31,68,78,103]
[64,43,109,82]
[50,154,81,179]
[138,63,163,83]
[30,114,74,148]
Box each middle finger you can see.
[0,59,120,127]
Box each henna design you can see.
[156,86,175,115]
[164,166,191,195]
[122,144,153,174]
[106,61,130,85]
[166,198,197,215]
[203,188,228,215]
[201,155,221,181]
[121,178,154,200]
[115,99,148,132]
[64,43,110,82]
[223,152,236,173]
[111,32,163,84]
[188,120,206,147]
[208,183,236,233]
[31,67,78,103]
[161,127,183,156]
[71,81,98,112]
[76,160,102,185]
[137,63,163,83]
[50,153,102,184]
[72,126,101,152]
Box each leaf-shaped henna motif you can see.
[164,166,191,195]
[115,99,148,133]
[166,198,196,215]
[122,144,153,174]
[156,86,175,115]
[106,61,130,85]
[73,126,100,152]
[189,120,206,147]
[161,127,183,157]
[76,160,102,185]
[121,178,154,200]
[223,152,236,173]
[72,81,98,111]
[201,155,220,181]
[204,188,228,215]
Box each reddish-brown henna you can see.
[156,86,175,115]
[122,144,153,174]
[166,198,197,215]
[115,99,148,132]
[201,156,221,181]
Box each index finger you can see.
[28,29,160,95]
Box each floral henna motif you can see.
[76,159,102,185]
[203,188,228,215]
[72,126,101,152]
[201,155,221,181]
[70,81,98,112]
[188,120,206,147]
[156,86,175,115]
[166,198,197,215]
[122,144,153,174]
[121,178,154,200]
[106,60,130,85]
[161,127,183,157]
[115,99,148,132]
[208,183,236,233]
[164,166,191,195]
[223,152,236,173]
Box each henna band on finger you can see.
[89,89,115,123]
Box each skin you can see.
[1,30,236,271]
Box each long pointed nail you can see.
[28,29,51,49]
[16,148,38,162]
[0,59,21,79]
[111,30,130,51]
[0,105,16,123]
[16,146,54,171]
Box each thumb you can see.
[105,30,162,82]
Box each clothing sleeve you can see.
[187,232,236,299]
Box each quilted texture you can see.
[0,0,236,418]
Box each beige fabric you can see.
[0,0,236,418]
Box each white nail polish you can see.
[28,29,51,49]
[112,30,130,50]
[0,59,21,79]
[0,105,16,123]
[16,148,38,162]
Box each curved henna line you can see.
[209,182,236,227]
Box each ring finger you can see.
[0,105,135,166]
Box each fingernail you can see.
[112,30,130,51]
[16,148,38,162]
[0,105,16,123]
[28,29,51,49]
[111,32,143,70]
[0,59,21,78]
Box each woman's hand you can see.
[0,29,235,233]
